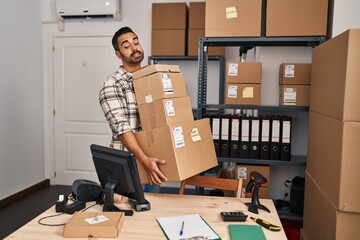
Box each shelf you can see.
[148,55,224,64]
[200,36,326,47]
[217,155,307,167]
[203,104,309,112]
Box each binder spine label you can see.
[241,119,250,141]
[231,119,239,141]
[212,118,220,140]
[251,119,260,142]
[282,121,291,143]
[261,120,270,142]
[221,119,230,140]
[271,120,280,142]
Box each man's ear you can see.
[115,51,122,60]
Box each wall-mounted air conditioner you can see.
[56,0,121,20]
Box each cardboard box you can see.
[310,29,360,122]
[279,63,311,85]
[187,29,225,56]
[205,0,262,37]
[226,62,262,84]
[132,64,180,80]
[225,83,261,105]
[63,212,124,238]
[133,66,188,105]
[280,85,310,107]
[266,0,328,36]
[134,118,218,183]
[307,111,360,213]
[234,164,270,187]
[152,2,187,30]
[151,29,186,56]
[189,2,205,29]
[302,171,360,240]
[138,96,194,131]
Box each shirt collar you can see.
[118,66,133,82]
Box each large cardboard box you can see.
[189,2,205,29]
[138,96,194,131]
[132,64,180,80]
[226,62,262,84]
[310,29,360,122]
[205,0,262,37]
[187,29,225,56]
[280,85,310,107]
[134,118,218,183]
[307,111,360,213]
[133,65,188,105]
[303,172,360,240]
[151,29,186,56]
[225,83,261,105]
[279,63,311,85]
[63,212,124,238]
[266,0,328,36]
[234,164,270,187]
[152,2,187,30]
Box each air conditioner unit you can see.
[56,0,121,20]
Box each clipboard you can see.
[156,214,221,240]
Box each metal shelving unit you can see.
[197,36,325,167]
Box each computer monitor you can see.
[90,144,150,216]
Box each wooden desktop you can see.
[5,193,287,240]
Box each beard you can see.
[120,50,144,65]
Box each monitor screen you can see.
[90,144,150,215]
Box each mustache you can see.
[131,50,142,57]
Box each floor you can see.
[0,185,72,239]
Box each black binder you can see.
[270,116,281,160]
[230,114,241,158]
[280,116,292,161]
[240,116,250,159]
[249,117,260,159]
[219,114,231,158]
[210,114,221,157]
[260,116,271,160]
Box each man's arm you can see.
[119,131,168,185]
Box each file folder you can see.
[270,116,281,160]
[249,117,260,159]
[230,115,241,158]
[211,114,221,157]
[220,114,231,158]
[240,117,250,159]
[260,116,271,160]
[280,116,292,161]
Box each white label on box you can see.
[237,167,247,179]
[228,63,238,76]
[285,64,295,78]
[145,95,153,103]
[172,126,185,148]
[226,7,237,19]
[191,128,201,142]
[283,87,297,105]
[161,74,174,95]
[85,215,109,225]
[243,87,254,98]
[165,100,175,116]
[227,85,238,98]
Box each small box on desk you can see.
[134,118,218,183]
[63,212,124,238]
[138,96,194,131]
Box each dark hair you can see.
[112,27,137,51]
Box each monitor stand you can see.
[103,182,134,216]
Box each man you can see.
[99,27,168,186]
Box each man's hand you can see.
[143,157,168,185]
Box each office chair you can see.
[179,175,243,198]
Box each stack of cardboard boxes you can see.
[225,61,262,105]
[302,29,360,239]
[132,64,218,184]
[151,3,187,56]
[279,63,311,107]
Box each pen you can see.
[180,221,185,236]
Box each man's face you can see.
[116,32,144,65]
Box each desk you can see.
[5,193,287,240]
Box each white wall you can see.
[0,0,44,200]
[1,0,359,200]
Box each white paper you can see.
[172,126,185,148]
[156,214,219,240]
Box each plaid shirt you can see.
[99,66,140,150]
